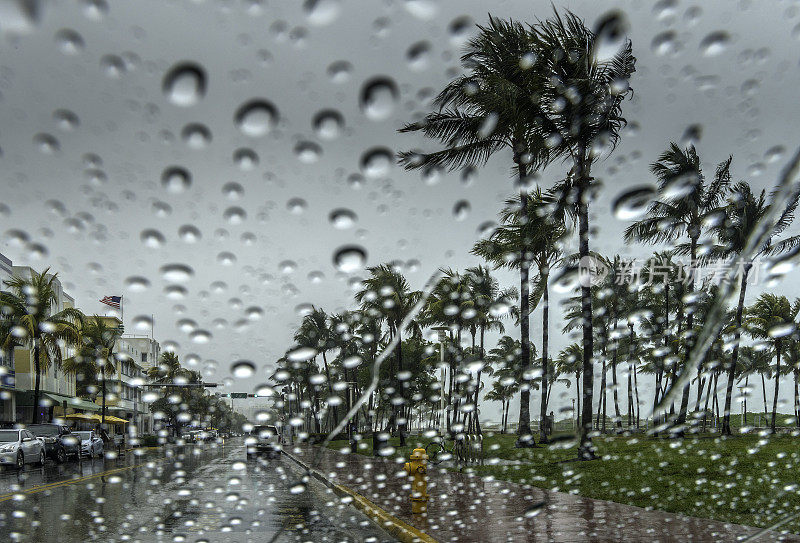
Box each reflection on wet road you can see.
[0,438,395,542]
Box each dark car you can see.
[27,424,81,463]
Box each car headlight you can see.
[0,444,16,452]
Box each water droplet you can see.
[181,123,212,149]
[288,347,317,362]
[295,303,314,316]
[213,252,235,268]
[140,228,166,248]
[612,186,655,220]
[333,245,367,273]
[524,501,546,518]
[177,224,201,243]
[448,16,473,45]
[100,54,126,78]
[327,60,352,83]
[132,315,153,331]
[294,141,322,163]
[765,146,786,163]
[255,384,275,396]
[161,166,191,194]
[82,0,108,20]
[769,323,795,339]
[287,198,308,214]
[163,62,207,106]
[453,200,470,221]
[221,182,244,201]
[53,109,79,131]
[360,147,394,178]
[329,208,357,229]
[312,109,344,140]
[160,263,194,282]
[125,276,150,292]
[359,77,399,121]
[593,11,629,62]
[303,0,340,26]
[33,133,59,154]
[651,31,679,56]
[406,41,431,71]
[55,28,84,55]
[231,360,256,378]
[289,482,307,494]
[235,99,278,137]
[233,148,259,170]
[699,31,730,56]
[403,0,438,21]
[223,206,246,225]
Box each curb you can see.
[281,449,439,543]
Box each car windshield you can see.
[74,432,92,440]
[4,2,800,542]
[27,425,59,436]
[0,431,20,443]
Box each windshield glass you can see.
[74,432,91,440]
[2,2,800,542]
[0,431,20,443]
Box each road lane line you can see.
[0,457,168,503]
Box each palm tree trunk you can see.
[634,362,640,427]
[702,372,713,432]
[516,160,534,447]
[611,319,622,430]
[539,270,550,443]
[576,155,596,460]
[772,339,781,432]
[395,326,406,446]
[32,340,41,424]
[575,373,581,430]
[794,369,799,428]
[761,373,769,421]
[676,238,699,431]
[723,266,750,435]
[473,325,486,436]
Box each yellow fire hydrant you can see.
[403,448,429,514]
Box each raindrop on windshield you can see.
[163,62,207,106]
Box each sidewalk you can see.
[286,444,800,543]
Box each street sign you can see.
[230,392,248,399]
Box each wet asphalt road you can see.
[0,438,395,542]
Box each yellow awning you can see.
[64,413,97,421]
[102,415,129,424]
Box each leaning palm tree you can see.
[295,307,338,429]
[711,181,800,434]
[0,268,83,423]
[399,16,556,446]
[624,143,732,431]
[744,294,799,432]
[473,189,565,443]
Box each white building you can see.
[121,335,161,372]
[0,253,15,423]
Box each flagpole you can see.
[120,295,124,331]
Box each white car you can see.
[0,429,46,469]
[74,430,104,458]
[246,425,281,458]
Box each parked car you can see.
[246,425,281,458]
[27,424,81,463]
[74,431,104,458]
[0,429,46,469]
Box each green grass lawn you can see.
[328,431,800,533]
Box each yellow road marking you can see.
[0,455,167,503]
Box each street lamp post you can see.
[432,326,449,437]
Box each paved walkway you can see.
[288,444,799,543]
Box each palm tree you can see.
[530,11,635,458]
[295,307,338,429]
[355,265,422,445]
[711,181,800,434]
[486,335,538,435]
[484,378,518,434]
[63,316,122,424]
[0,268,82,423]
[623,143,732,431]
[744,294,799,432]
[399,16,556,446]
[554,343,583,430]
[463,265,513,435]
[473,190,565,443]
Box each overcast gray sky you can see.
[2,0,800,421]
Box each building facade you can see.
[0,253,15,424]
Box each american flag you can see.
[100,295,122,309]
